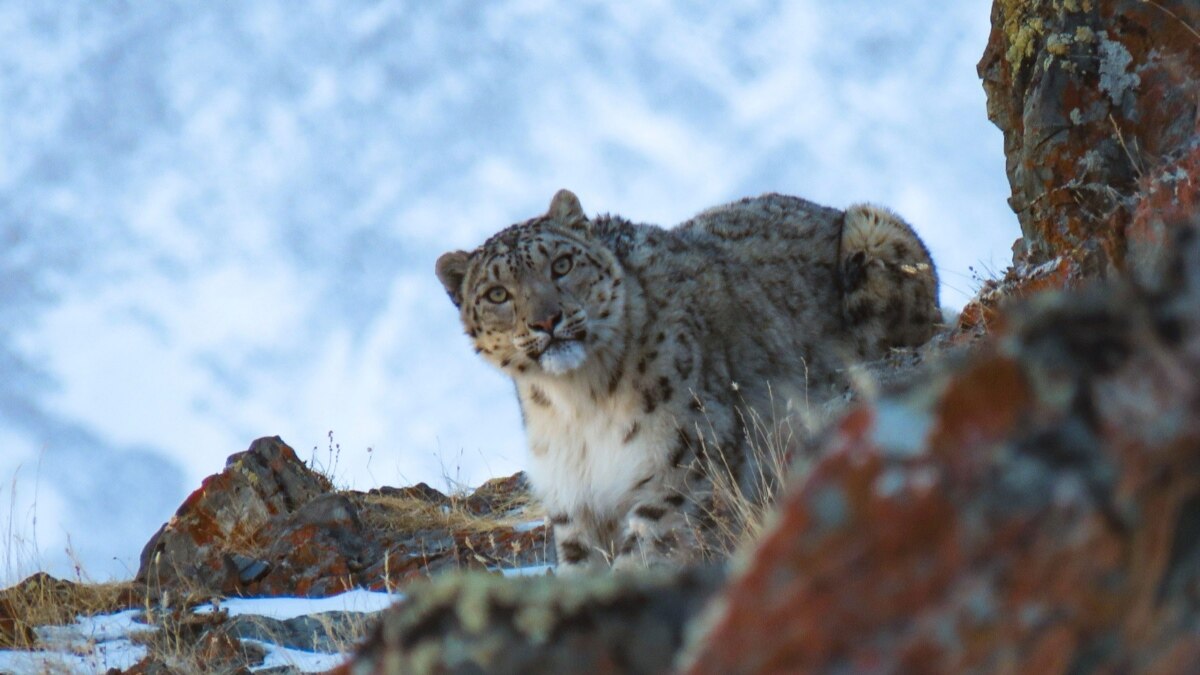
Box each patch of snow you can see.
[511,519,545,533]
[499,564,555,578]
[1,577,593,672]
[0,610,154,674]
[0,639,147,674]
[246,639,351,673]
[35,609,156,646]
[194,588,401,620]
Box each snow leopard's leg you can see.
[549,510,610,575]
[612,426,723,571]
[840,204,940,358]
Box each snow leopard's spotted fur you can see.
[436,189,938,572]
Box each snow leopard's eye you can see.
[485,286,510,304]
[551,254,573,279]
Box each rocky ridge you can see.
[1,438,549,672]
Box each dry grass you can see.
[693,400,810,560]
[357,475,550,586]
[3,464,145,652]
[0,573,139,649]
[0,571,381,670]
[0,570,380,671]
[359,483,542,537]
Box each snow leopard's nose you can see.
[528,311,562,334]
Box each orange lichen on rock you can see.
[978,0,1200,278]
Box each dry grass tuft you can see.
[0,573,139,649]
[360,482,542,537]
[695,404,808,560]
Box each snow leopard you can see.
[436,189,938,572]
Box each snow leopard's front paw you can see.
[613,505,697,571]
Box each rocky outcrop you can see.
[137,436,337,598]
[977,0,1199,279]
[958,0,1200,335]
[136,436,548,601]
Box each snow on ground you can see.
[193,587,401,620]
[511,519,546,533]
[500,564,555,578]
[0,568,552,673]
[0,609,152,674]
[245,639,349,673]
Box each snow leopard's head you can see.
[436,189,627,378]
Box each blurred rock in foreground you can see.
[335,568,722,675]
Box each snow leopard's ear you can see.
[436,250,470,308]
[548,189,588,230]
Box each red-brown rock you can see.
[136,436,335,598]
[136,435,549,600]
[977,0,1200,281]
[252,493,371,597]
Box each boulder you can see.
[252,493,375,597]
[136,436,548,600]
[136,436,335,598]
[368,482,451,505]
[463,472,532,516]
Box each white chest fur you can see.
[522,382,670,518]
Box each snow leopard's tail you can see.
[839,204,940,359]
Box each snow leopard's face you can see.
[436,190,626,378]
